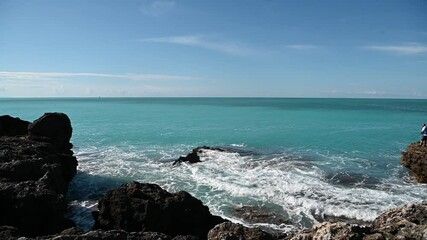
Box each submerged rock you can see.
[207,222,275,240]
[173,146,226,165]
[401,143,427,183]
[93,181,227,239]
[0,113,77,237]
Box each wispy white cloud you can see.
[140,0,175,17]
[286,44,318,50]
[0,71,201,81]
[363,43,427,55]
[141,35,254,56]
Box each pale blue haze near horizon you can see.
[0,0,426,98]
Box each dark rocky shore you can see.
[1,114,427,240]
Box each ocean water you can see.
[1,98,427,232]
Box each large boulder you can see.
[0,113,77,237]
[28,113,73,149]
[370,201,427,239]
[93,182,227,239]
[401,143,427,183]
[0,115,29,136]
[207,222,275,240]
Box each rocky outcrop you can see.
[173,146,225,165]
[401,143,427,183]
[290,222,370,240]
[93,182,227,239]
[0,115,30,136]
[28,113,73,150]
[0,113,77,237]
[370,201,427,239]
[290,201,427,240]
[230,205,292,226]
[207,222,275,240]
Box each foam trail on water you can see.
[68,145,427,231]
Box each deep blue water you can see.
[1,97,426,231]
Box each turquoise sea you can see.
[1,98,427,231]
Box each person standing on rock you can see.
[421,123,427,146]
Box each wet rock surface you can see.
[401,143,427,183]
[93,181,227,239]
[173,146,226,165]
[0,113,77,237]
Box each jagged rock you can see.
[401,143,427,183]
[230,205,292,225]
[28,113,73,149]
[93,182,227,239]
[207,222,274,240]
[370,201,427,239]
[290,222,370,240]
[0,115,29,136]
[173,146,225,165]
[0,113,77,237]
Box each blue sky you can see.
[0,0,426,98]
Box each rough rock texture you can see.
[173,146,225,165]
[230,205,292,226]
[370,201,427,240]
[401,143,427,183]
[207,222,275,240]
[290,201,427,240]
[0,113,77,237]
[290,222,370,240]
[28,112,73,150]
[93,182,227,239]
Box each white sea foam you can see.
[69,145,427,231]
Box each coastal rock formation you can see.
[290,222,370,240]
[207,222,275,240]
[370,201,427,239]
[0,113,77,237]
[173,146,226,165]
[28,112,73,150]
[401,143,427,183]
[290,201,427,240]
[93,181,227,239]
[230,205,292,226]
[0,115,30,136]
